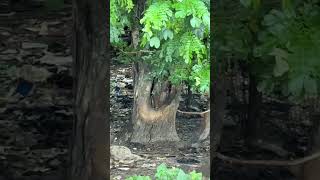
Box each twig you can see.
[118,49,155,54]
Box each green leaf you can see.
[269,48,289,59]
[288,75,304,96]
[150,37,160,48]
[240,0,252,8]
[202,14,210,26]
[189,170,202,180]
[195,77,201,86]
[273,57,289,77]
[163,29,174,40]
[175,11,186,18]
[263,14,277,26]
[304,77,317,95]
[190,17,201,28]
[157,163,167,172]
[177,169,188,180]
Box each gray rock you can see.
[17,65,52,82]
[0,31,10,36]
[38,53,72,66]
[110,145,142,161]
[22,42,48,49]
[39,22,48,36]
[123,78,133,84]
[0,49,18,54]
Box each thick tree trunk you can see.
[211,57,227,178]
[211,1,228,178]
[129,62,181,143]
[69,0,108,179]
[125,0,180,144]
[211,65,226,149]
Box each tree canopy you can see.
[214,0,320,102]
[111,0,210,94]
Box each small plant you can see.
[125,163,203,180]
[126,176,152,180]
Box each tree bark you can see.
[69,0,108,179]
[211,1,228,178]
[199,100,210,141]
[301,119,320,180]
[244,74,262,144]
[129,62,181,143]
[123,0,181,144]
[210,56,227,178]
[210,60,227,165]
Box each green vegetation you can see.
[110,0,210,94]
[214,0,320,102]
[125,163,203,180]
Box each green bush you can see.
[125,163,203,180]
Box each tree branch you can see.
[118,48,155,54]
[216,152,320,166]
[177,109,210,115]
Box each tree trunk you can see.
[244,74,262,144]
[199,100,210,141]
[69,0,108,179]
[186,84,192,109]
[129,62,181,143]
[211,1,228,177]
[211,57,227,178]
[300,119,320,180]
[124,0,180,144]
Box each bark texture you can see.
[126,0,181,144]
[211,2,228,177]
[69,0,108,179]
[301,120,320,180]
[199,101,210,141]
[130,62,181,143]
[244,74,262,143]
[210,60,227,178]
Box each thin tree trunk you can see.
[186,84,192,109]
[69,0,108,179]
[244,74,262,144]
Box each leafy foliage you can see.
[214,0,320,102]
[139,0,210,93]
[255,2,320,100]
[111,0,210,94]
[125,163,203,180]
[110,0,134,44]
